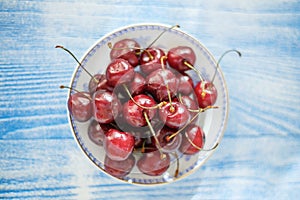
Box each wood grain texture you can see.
[1,0,300,199]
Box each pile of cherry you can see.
[58,36,225,180]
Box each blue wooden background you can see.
[1,0,299,199]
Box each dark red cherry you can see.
[88,120,113,146]
[177,72,194,95]
[104,129,135,161]
[194,81,218,108]
[123,94,157,127]
[140,47,166,74]
[67,92,92,122]
[130,72,146,96]
[146,68,178,102]
[137,150,170,176]
[167,46,196,72]
[109,39,140,67]
[104,154,135,179]
[93,90,121,124]
[106,58,135,87]
[151,126,182,153]
[179,124,205,155]
[159,101,189,129]
[88,74,113,94]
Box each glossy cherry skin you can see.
[175,95,199,118]
[151,126,182,153]
[104,129,135,161]
[137,150,170,176]
[106,58,135,87]
[123,94,157,127]
[167,46,196,72]
[194,81,218,108]
[146,68,178,102]
[67,92,92,122]
[130,72,146,96]
[88,74,113,94]
[93,90,121,124]
[177,72,194,95]
[109,39,140,67]
[140,47,166,74]
[104,154,135,179]
[88,120,113,146]
[159,101,189,129]
[179,124,205,155]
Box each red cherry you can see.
[67,91,92,122]
[159,101,189,129]
[194,81,218,108]
[177,95,199,118]
[151,126,182,153]
[146,68,178,102]
[140,47,166,74]
[123,94,157,127]
[104,154,135,179]
[93,90,121,124]
[88,120,113,146]
[104,129,135,161]
[109,39,140,67]
[179,124,205,155]
[129,72,146,96]
[137,150,170,176]
[106,58,135,87]
[167,46,196,72]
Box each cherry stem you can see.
[147,24,180,49]
[173,152,179,178]
[122,84,165,110]
[166,105,218,142]
[183,61,204,82]
[143,112,166,159]
[185,133,219,152]
[160,55,175,112]
[107,43,154,60]
[59,85,92,101]
[55,45,99,84]
[211,49,242,84]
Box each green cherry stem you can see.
[123,84,166,110]
[211,49,242,83]
[147,24,180,48]
[166,105,219,142]
[143,111,166,159]
[55,45,99,84]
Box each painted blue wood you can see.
[1,0,300,199]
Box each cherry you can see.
[194,81,218,109]
[129,72,146,96]
[167,46,196,72]
[151,126,182,153]
[159,101,189,129]
[60,85,93,122]
[137,150,170,176]
[123,94,157,127]
[104,128,135,161]
[140,47,166,74]
[179,124,205,155]
[88,120,113,146]
[177,72,194,95]
[175,95,199,118]
[106,58,135,87]
[104,154,135,179]
[109,39,141,67]
[93,90,121,124]
[146,68,178,102]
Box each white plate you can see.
[67,23,229,185]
